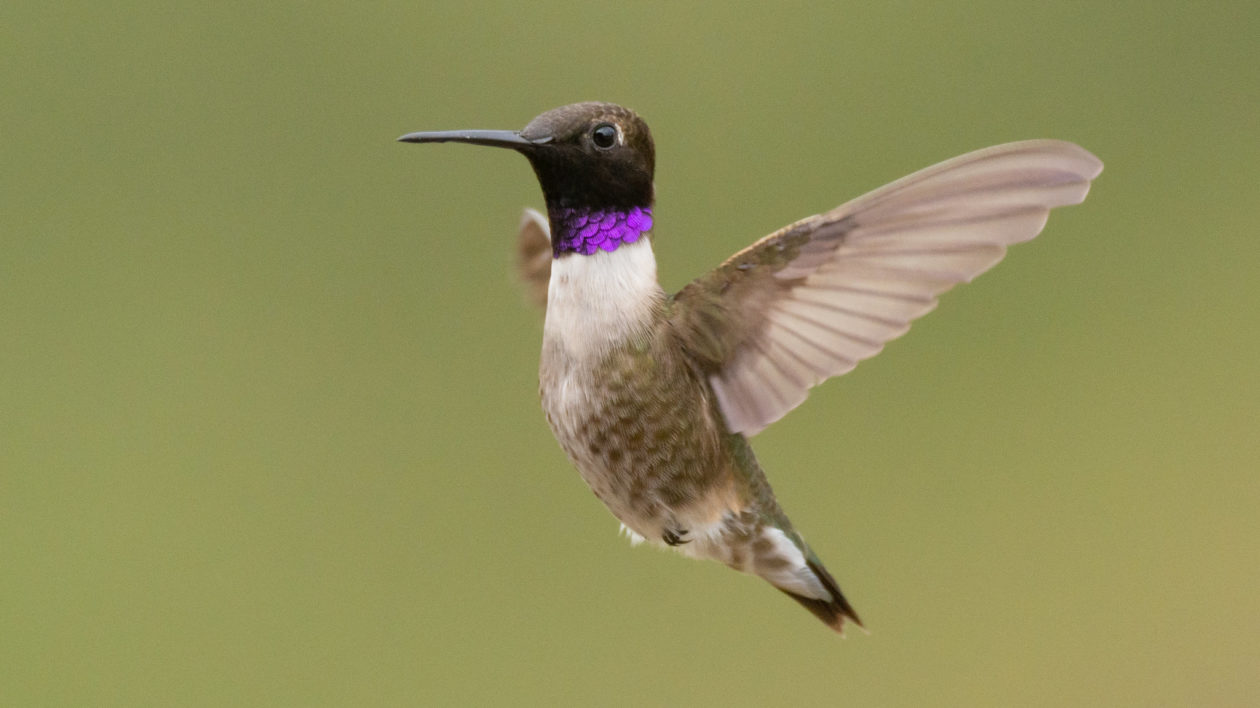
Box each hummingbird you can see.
[399,102,1102,633]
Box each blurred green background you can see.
[3,1,1257,705]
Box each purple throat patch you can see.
[551,206,653,257]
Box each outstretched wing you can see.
[669,140,1103,436]
[516,207,551,309]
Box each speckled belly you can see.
[539,344,734,543]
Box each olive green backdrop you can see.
[3,2,1257,706]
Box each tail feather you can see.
[743,523,862,633]
[777,558,862,634]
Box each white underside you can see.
[757,527,828,599]
[632,520,827,600]
[543,238,663,359]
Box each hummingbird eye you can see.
[591,123,618,149]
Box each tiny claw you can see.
[662,529,691,546]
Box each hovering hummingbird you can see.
[399,102,1101,633]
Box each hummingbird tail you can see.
[746,525,862,633]
[775,556,863,634]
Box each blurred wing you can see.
[516,207,551,309]
[670,140,1103,436]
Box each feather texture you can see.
[671,140,1103,435]
[516,207,552,309]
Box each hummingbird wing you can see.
[670,140,1103,436]
[516,207,551,309]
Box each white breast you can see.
[542,237,664,360]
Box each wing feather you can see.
[669,140,1102,435]
[516,207,551,309]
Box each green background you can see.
[4,2,1257,705]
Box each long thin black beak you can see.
[396,129,549,150]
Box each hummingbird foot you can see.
[661,528,691,546]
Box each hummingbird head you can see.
[400,102,657,256]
